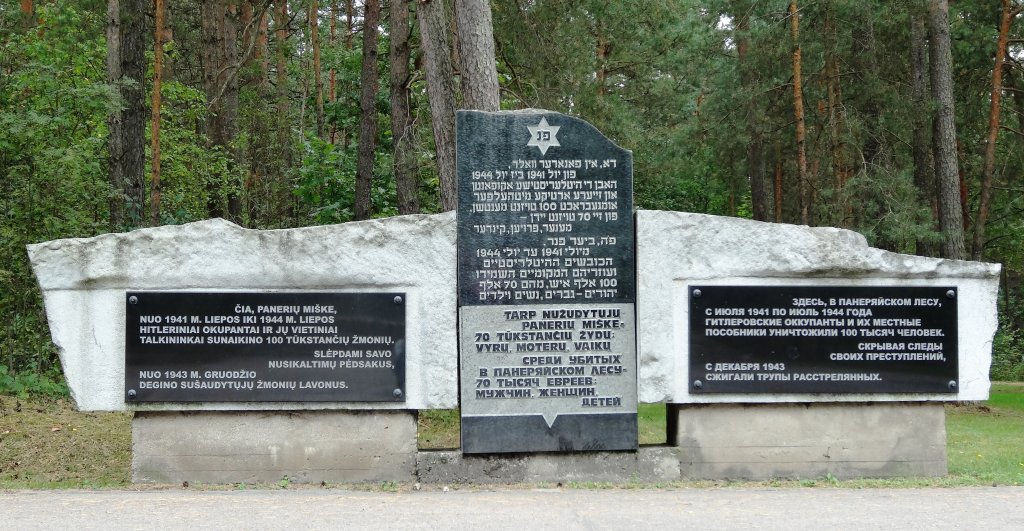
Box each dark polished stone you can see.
[125,291,406,402]
[457,110,638,454]
[690,285,958,393]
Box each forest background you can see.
[3,0,1024,394]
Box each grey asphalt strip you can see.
[2,487,1023,530]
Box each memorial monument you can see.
[456,110,637,453]
[27,109,1002,483]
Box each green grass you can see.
[945,383,1024,485]
[0,396,131,488]
[417,409,460,449]
[638,403,666,445]
[2,387,1022,489]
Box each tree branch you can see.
[208,1,273,109]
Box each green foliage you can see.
[4,0,1024,390]
[295,133,358,224]
[992,295,1024,381]
[1,2,113,379]
[0,365,68,398]
[152,80,235,225]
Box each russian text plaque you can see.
[689,285,958,393]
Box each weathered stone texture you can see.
[132,411,417,484]
[669,402,947,479]
[28,214,457,411]
[636,210,1000,403]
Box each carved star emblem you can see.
[527,117,561,155]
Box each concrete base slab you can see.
[132,411,417,484]
[417,447,682,484]
[668,402,947,480]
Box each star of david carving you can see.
[527,117,561,155]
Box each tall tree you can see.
[151,0,165,226]
[789,0,810,226]
[733,1,768,221]
[972,0,1018,260]
[275,1,292,185]
[824,2,851,225]
[20,0,32,26]
[390,0,420,214]
[106,0,146,228]
[354,0,381,220]
[311,0,325,139]
[202,0,242,221]
[455,0,501,111]
[929,0,966,259]
[329,1,338,144]
[910,6,937,257]
[417,0,459,211]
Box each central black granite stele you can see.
[456,110,638,454]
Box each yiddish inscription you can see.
[689,285,958,393]
[125,291,405,402]
[457,110,637,453]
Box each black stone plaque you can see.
[689,285,958,393]
[125,291,405,402]
[457,111,635,306]
[457,110,638,454]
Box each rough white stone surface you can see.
[637,210,1001,404]
[28,213,457,412]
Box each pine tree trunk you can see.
[107,0,147,228]
[202,1,227,219]
[258,6,269,84]
[390,0,420,214]
[789,0,810,226]
[242,0,272,224]
[929,0,966,260]
[346,0,354,49]
[329,1,337,144]
[201,0,223,218]
[202,0,241,221]
[417,0,459,211]
[106,0,124,229]
[455,0,499,111]
[275,0,292,187]
[151,0,164,227]
[20,0,32,27]
[734,2,768,221]
[311,0,325,139]
[855,5,882,168]
[972,0,1015,260]
[224,3,241,222]
[595,30,609,100]
[774,150,783,222]
[354,0,381,220]
[824,5,851,225]
[911,7,938,257]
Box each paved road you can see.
[3,487,1023,529]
